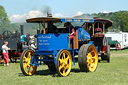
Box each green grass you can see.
[0,50,128,85]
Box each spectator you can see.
[20,34,26,42]
[2,41,10,66]
[29,36,37,51]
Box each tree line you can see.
[0,5,128,34]
[92,11,128,32]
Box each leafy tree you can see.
[116,11,128,31]
[0,5,10,33]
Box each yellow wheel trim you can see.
[58,50,72,76]
[87,45,98,72]
[22,50,37,75]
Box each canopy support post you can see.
[103,23,105,33]
[92,23,95,35]
[43,21,46,34]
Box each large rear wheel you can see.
[20,49,37,76]
[47,63,56,72]
[78,44,98,72]
[107,45,110,63]
[78,45,85,72]
[55,49,72,77]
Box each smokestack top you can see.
[20,25,24,35]
[47,12,52,17]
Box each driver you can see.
[47,22,58,33]
[64,22,76,39]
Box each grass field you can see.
[0,50,128,85]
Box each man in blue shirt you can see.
[20,34,26,42]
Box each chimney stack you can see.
[20,25,24,35]
[47,12,52,17]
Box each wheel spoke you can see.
[90,63,94,68]
[62,53,65,59]
[27,52,31,58]
[66,65,70,69]
[27,66,30,73]
[23,63,28,69]
[23,56,27,60]
[65,55,69,61]
[59,64,63,71]
[87,52,92,57]
[87,58,90,63]
[63,68,66,75]
[87,61,91,66]
[88,65,92,70]
[59,58,63,63]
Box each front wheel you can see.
[55,49,72,77]
[20,49,37,76]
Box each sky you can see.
[0,0,127,23]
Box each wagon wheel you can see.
[3,30,12,39]
[20,49,37,76]
[55,49,72,77]
[116,43,121,51]
[101,37,110,62]
[101,37,108,61]
[78,44,98,72]
[106,45,110,62]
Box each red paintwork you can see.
[18,52,22,57]
[116,44,121,51]
[95,28,103,33]
[103,45,107,52]
[93,34,104,38]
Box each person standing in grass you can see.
[2,41,10,66]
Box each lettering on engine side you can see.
[38,35,51,46]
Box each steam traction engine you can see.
[20,17,99,77]
[82,18,113,62]
[0,25,29,62]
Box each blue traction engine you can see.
[20,17,98,77]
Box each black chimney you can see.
[20,25,24,35]
[47,12,52,17]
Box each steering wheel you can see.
[3,30,12,39]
